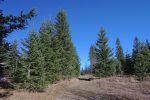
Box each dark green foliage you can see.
[113,59,122,75]
[132,37,140,63]
[81,64,92,75]
[134,41,150,80]
[39,20,58,83]
[116,37,124,70]
[5,40,20,80]
[134,50,150,80]
[22,30,47,90]
[0,1,35,77]
[69,47,80,77]
[0,8,36,41]
[124,52,134,75]
[0,40,10,63]
[146,40,150,50]
[17,10,80,90]
[80,68,84,75]
[93,28,116,77]
[55,10,80,79]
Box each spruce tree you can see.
[134,40,150,80]
[114,59,122,75]
[89,45,97,71]
[5,40,20,80]
[0,0,36,77]
[146,40,150,50]
[69,46,80,77]
[116,37,124,71]
[55,10,80,79]
[39,20,57,83]
[22,30,46,90]
[134,50,150,80]
[124,52,134,75]
[132,37,140,63]
[93,27,115,77]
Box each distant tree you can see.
[85,64,92,74]
[133,40,150,80]
[134,50,150,80]
[146,40,150,50]
[132,37,140,63]
[89,45,97,71]
[124,52,134,75]
[113,59,122,75]
[80,68,85,75]
[93,27,115,77]
[55,10,80,79]
[115,37,124,71]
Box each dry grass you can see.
[0,76,150,100]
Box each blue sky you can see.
[1,0,150,69]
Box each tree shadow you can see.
[0,81,14,89]
[0,91,13,99]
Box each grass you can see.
[0,76,150,100]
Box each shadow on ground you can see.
[0,91,13,99]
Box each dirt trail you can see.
[1,76,150,100]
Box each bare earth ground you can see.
[0,76,150,100]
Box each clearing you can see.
[0,76,150,100]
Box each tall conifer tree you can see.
[115,37,124,72]
[5,40,20,80]
[132,37,140,62]
[55,10,80,78]
[22,30,46,90]
[39,20,57,83]
[93,27,115,77]
[124,52,134,75]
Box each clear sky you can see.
[1,0,150,69]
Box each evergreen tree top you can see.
[39,20,54,35]
[55,10,70,36]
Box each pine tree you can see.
[55,10,80,79]
[133,40,150,80]
[39,20,58,83]
[146,40,150,50]
[134,50,150,80]
[124,52,134,75]
[0,40,9,77]
[89,45,97,71]
[116,37,124,71]
[22,30,46,90]
[69,47,80,77]
[5,40,20,80]
[0,0,36,76]
[114,59,122,75]
[132,37,140,62]
[0,2,36,42]
[93,27,115,77]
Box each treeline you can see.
[0,1,80,90]
[6,11,80,90]
[83,28,150,80]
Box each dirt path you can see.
[56,76,150,100]
[1,76,150,100]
